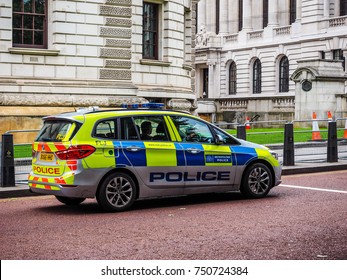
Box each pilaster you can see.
[242,0,253,31]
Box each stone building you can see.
[0,0,198,141]
[194,0,347,124]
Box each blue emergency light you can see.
[121,102,164,109]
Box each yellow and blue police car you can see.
[28,103,282,212]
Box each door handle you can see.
[126,146,142,152]
[186,148,202,154]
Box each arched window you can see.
[253,59,262,94]
[229,62,237,95]
[341,0,347,16]
[279,56,289,93]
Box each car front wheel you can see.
[240,162,273,198]
[97,172,136,212]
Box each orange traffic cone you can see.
[327,111,333,121]
[312,112,322,141]
[343,118,347,139]
[245,116,251,130]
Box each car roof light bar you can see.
[121,103,165,109]
[76,106,100,113]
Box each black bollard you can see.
[1,134,16,187]
[283,123,295,166]
[237,125,246,140]
[327,121,338,162]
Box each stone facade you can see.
[0,0,198,142]
[195,0,347,124]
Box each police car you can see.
[28,103,282,212]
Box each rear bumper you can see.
[29,181,96,198]
[28,168,108,198]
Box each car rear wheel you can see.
[97,172,136,212]
[55,196,86,205]
[240,162,273,198]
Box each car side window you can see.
[170,116,214,143]
[119,117,140,140]
[133,115,169,141]
[213,127,239,145]
[94,120,117,139]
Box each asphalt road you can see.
[0,171,346,260]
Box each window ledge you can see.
[182,63,193,71]
[140,59,171,67]
[8,48,60,56]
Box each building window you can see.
[341,0,347,16]
[229,62,237,95]
[203,68,209,98]
[289,0,296,24]
[216,0,220,34]
[195,2,199,34]
[333,49,345,71]
[253,59,262,94]
[279,56,289,93]
[263,0,268,28]
[238,0,243,31]
[143,2,159,60]
[12,0,47,48]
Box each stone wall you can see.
[0,0,197,142]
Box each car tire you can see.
[240,162,273,198]
[97,172,137,212]
[55,196,86,205]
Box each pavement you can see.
[1,160,347,199]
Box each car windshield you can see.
[36,120,74,142]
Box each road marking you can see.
[280,184,347,194]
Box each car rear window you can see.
[35,120,78,142]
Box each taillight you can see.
[55,145,96,160]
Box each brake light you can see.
[55,145,96,160]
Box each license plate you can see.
[40,153,54,162]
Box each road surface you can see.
[1,171,346,260]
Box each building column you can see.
[197,0,206,31]
[296,0,302,22]
[323,0,330,18]
[219,0,228,34]
[334,0,340,16]
[268,0,279,27]
[206,0,216,33]
[243,0,253,31]
[208,60,215,98]
[229,0,239,33]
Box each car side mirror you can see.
[215,134,224,145]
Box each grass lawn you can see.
[14,144,32,159]
[225,127,345,145]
